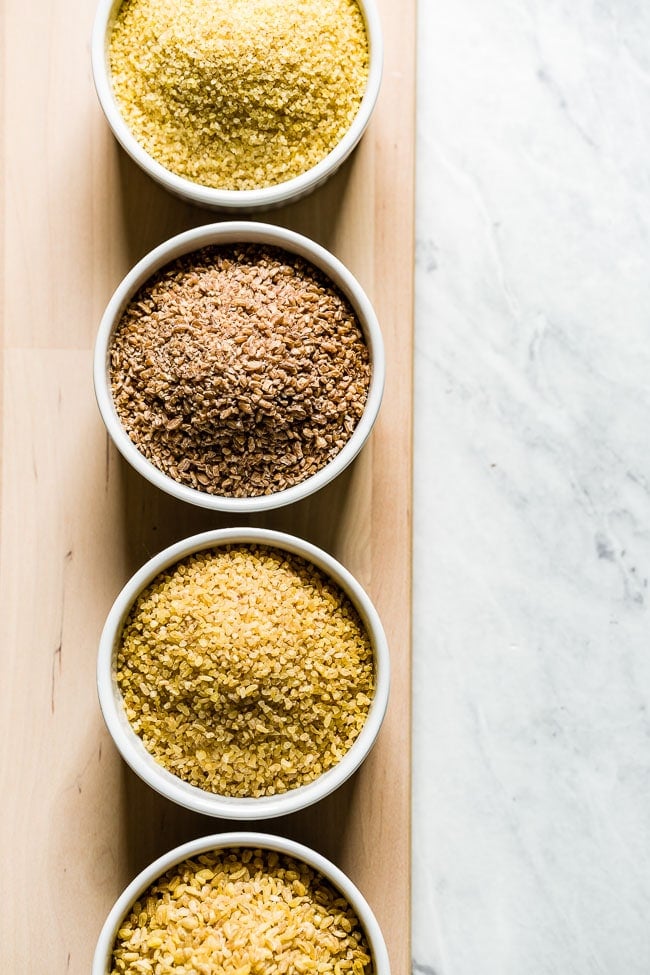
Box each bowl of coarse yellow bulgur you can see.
[97,527,390,819]
[91,0,383,209]
[94,221,385,513]
[93,832,390,975]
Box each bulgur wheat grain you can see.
[110,848,374,974]
[109,243,371,498]
[116,545,375,797]
[109,0,369,189]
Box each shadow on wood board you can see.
[111,445,372,576]
[114,141,358,263]
[119,760,364,881]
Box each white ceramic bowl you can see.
[92,832,391,975]
[91,0,383,210]
[94,221,385,513]
[97,527,390,819]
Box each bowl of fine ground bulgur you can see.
[91,0,382,209]
[94,222,384,512]
[97,527,390,819]
[93,832,390,975]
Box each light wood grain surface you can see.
[0,1,415,971]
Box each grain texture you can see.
[0,0,415,971]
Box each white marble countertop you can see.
[412,2,650,972]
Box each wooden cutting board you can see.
[0,0,415,970]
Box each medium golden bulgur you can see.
[116,545,375,797]
[109,0,369,190]
[110,848,374,975]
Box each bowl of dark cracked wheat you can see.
[92,833,390,975]
[97,527,390,819]
[94,222,384,512]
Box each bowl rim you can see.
[93,220,385,513]
[90,0,384,209]
[97,526,391,819]
[92,831,391,975]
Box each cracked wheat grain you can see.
[109,244,371,498]
[116,545,375,797]
[109,0,369,190]
[110,848,374,974]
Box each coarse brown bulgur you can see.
[116,545,375,797]
[109,0,369,190]
[110,848,374,975]
[109,243,371,498]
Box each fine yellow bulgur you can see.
[109,0,370,189]
[110,848,374,975]
[116,545,375,797]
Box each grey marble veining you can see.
[412,2,650,972]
